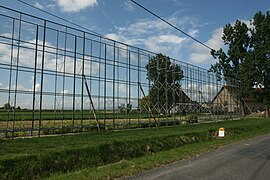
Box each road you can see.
[126,134,270,180]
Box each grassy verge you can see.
[51,120,270,180]
[0,117,269,179]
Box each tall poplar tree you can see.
[210,11,270,116]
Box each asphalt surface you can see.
[126,134,270,180]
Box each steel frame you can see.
[0,6,242,138]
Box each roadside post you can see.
[218,127,225,137]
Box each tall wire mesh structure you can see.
[0,6,242,138]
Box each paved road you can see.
[126,134,270,180]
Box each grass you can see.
[0,117,269,179]
[0,122,204,159]
[51,118,270,180]
[0,117,241,158]
[49,142,234,180]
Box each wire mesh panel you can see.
[0,6,242,138]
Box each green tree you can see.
[138,96,148,112]
[146,53,184,114]
[210,20,252,89]
[210,11,270,116]
[118,104,125,113]
[126,103,132,113]
[251,11,270,116]
[4,103,11,111]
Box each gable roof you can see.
[211,86,239,104]
[177,90,192,103]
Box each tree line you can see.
[210,11,270,116]
[141,11,269,117]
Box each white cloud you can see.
[144,37,169,53]
[0,37,101,108]
[34,2,44,9]
[188,29,199,37]
[188,19,255,65]
[105,15,200,61]
[5,84,28,91]
[46,4,57,11]
[189,51,211,64]
[104,33,119,41]
[104,33,142,46]
[182,83,219,102]
[116,15,198,37]
[157,35,186,44]
[118,19,169,36]
[34,83,41,92]
[57,0,97,12]
[123,1,135,12]
[104,33,186,54]
[206,27,224,49]
[0,33,13,38]
[118,84,129,95]
[60,89,69,95]
[189,27,223,64]
[144,34,186,58]
[0,39,99,75]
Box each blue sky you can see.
[0,0,269,109]
[1,0,269,69]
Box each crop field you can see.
[0,108,241,138]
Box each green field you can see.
[0,108,243,143]
[0,109,239,138]
[0,109,235,122]
[0,110,152,121]
[1,117,270,179]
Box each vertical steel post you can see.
[61,27,67,134]
[89,39,93,126]
[12,14,22,139]
[165,57,168,125]
[128,48,131,126]
[148,54,151,127]
[112,41,116,128]
[126,48,129,125]
[81,32,86,130]
[117,47,120,124]
[31,25,39,136]
[215,74,218,121]
[172,59,176,125]
[7,18,15,138]
[72,36,77,129]
[53,30,59,133]
[137,49,140,127]
[157,57,160,117]
[38,20,47,137]
[104,44,107,128]
[98,38,101,124]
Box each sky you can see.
[0,0,269,109]
[1,0,269,68]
